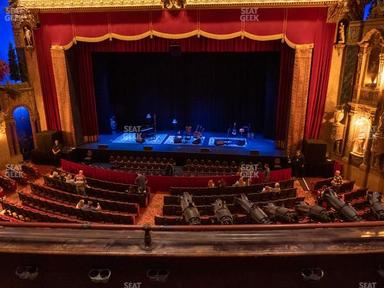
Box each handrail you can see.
[0,221,383,231]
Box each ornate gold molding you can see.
[50,46,76,146]
[17,0,341,11]
[287,46,313,154]
[327,0,349,23]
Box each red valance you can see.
[37,8,329,48]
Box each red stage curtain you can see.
[34,28,62,131]
[305,18,336,139]
[275,44,295,148]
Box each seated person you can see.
[82,200,92,211]
[331,170,343,186]
[232,177,246,187]
[76,199,85,209]
[94,202,102,211]
[262,186,273,193]
[208,179,215,188]
[135,173,148,193]
[50,169,60,179]
[217,178,226,188]
[65,173,74,184]
[272,182,281,192]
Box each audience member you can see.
[264,163,271,182]
[292,150,305,178]
[94,202,102,211]
[217,178,226,188]
[76,199,85,209]
[272,182,281,192]
[51,139,62,167]
[208,179,215,188]
[233,177,246,187]
[74,170,87,195]
[262,186,273,193]
[135,173,148,193]
[331,170,343,186]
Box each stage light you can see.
[171,119,178,125]
[146,113,152,120]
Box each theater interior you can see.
[0,0,384,287]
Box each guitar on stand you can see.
[231,122,237,136]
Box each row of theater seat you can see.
[110,156,176,175]
[18,191,136,224]
[1,199,82,223]
[30,183,139,214]
[110,156,176,166]
[0,175,17,194]
[162,196,303,217]
[169,179,295,196]
[313,178,355,193]
[43,176,148,207]
[183,159,239,176]
[164,188,297,206]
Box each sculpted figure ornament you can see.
[338,22,346,43]
[162,0,185,9]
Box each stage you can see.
[75,131,287,164]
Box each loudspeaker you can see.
[35,131,61,152]
[303,139,327,163]
[98,144,109,149]
[250,150,260,156]
[200,148,211,153]
[143,146,153,151]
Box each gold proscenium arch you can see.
[51,29,314,151]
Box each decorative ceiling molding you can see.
[16,0,342,12]
[327,0,349,23]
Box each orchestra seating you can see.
[0,199,83,223]
[30,183,139,214]
[313,178,356,194]
[109,155,176,175]
[43,176,149,207]
[21,164,40,179]
[61,160,292,191]
[162,195,302,217]
[164,187,298,206]
[18,191,136,224]
[169,179,294,195]
[183,159,239,176]
[0,175,17,194]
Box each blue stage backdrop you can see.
[0,0,17,84]
[92,52,280,138]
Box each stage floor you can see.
[78,131,285,158]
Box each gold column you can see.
[25,49,47,131]
[286,45,313,155]
[50,46,76,146]
[320,44,344,153]
[378,52,384,91]
[353,43,369,102]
